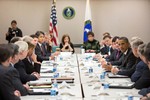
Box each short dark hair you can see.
[11,20,17,24]
[87,31,94,37]
[0,44,13,64]
[119,37,129,44]
[10,37,22,43]
[61,34,71,44]
[103,35,112,40]
[112,36,119,42]
[103,32,110,36]
[144,42,150,61]
[30,34,38,39]
[8,43,19,58]
[35,31,44,38]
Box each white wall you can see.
[0,0,150,44]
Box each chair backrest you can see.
[52,46,59,53]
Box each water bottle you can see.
[89,67,93,73]
[128,95,133,100]
[80,46,85,54]
[104,83,109,89]
[53,65,57,72]
[53,72,59,78]
[50,80,58,96]
[100,74,105,82]
[53,79,58,88]
[102,71,106,78]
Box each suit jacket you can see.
[131,61,148,82]
[134,69,150,89]
[43,42,52,56]
[117,58,141,77]
[106,49,123,65]
[35,43,50,62]
[8,66,28,96]
[0,65,20,100]
[139,87,150,96]
[118,48,137,70]
[14,60,38,84]
[22,58,41,74]
[100,45,114,55]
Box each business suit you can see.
[35,43,50,62]
[14,60,38,84]
[139,87,150,96]
[117,58,141,77]
[100,45,114,55]
[8,66,28,96]
[106,49,123,65]
[0,65,20,100]
[43,42,52,56]
[22,58,41,74]
[118,48,137,70]
[134,69,150,89]
[131,61,148,82]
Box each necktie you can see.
[41,45,45,56]
[116,50,120,60]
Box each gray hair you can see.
[144,42,150,61]
[138,43,146,55]
[131,38,143,48]
[22,35,33,43]
[14,41,28,53]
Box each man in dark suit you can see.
[139,42,150,96]
[111,38,144,76]
[35,31,59,62]
[35,31,51,62]
[100,35,114,55]
[102,37,137,71]
[106,36,123,65]
[0,44,21,100]
[8,43,28,96]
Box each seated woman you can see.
[59,34,75,53]
[83,31,100,53]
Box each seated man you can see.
[102,37,137,71]
[139,42,150,96]
[14,41,40,84]
[0,44,21,100]
[8,43,28,96]
[106,36,123,65]
[111,38,144,77]
[83,31,100,54]
[100,35,113,55]
[35,31,59,62]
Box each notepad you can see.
[107,73,129,78]
[108,82,134,89]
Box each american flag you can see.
[49,0,59,46]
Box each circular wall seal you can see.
[63,7,75,20]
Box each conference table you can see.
[21,53,142,100]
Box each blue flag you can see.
[83,0,92,42]
[84,20,92,42]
